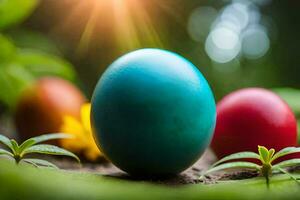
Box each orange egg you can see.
[15,77,86,141]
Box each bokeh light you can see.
[220,1,250,31]
[187,6,218,42]
[189,0,273,64]
[205,26,241,63]
[241,25,270,59]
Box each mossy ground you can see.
[1,150,300,200]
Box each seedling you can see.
[201,146,300,187]
[0,133,80,169]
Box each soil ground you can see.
[52,150,259,185]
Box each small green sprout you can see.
[0,133,80,169]
[202,146,300,187]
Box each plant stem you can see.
[261,164,271,189]
[265,174,270,189]
[14,155,21,164]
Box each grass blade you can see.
[212,152,260,167]
[0,149,13,157]
[23,144,80,162]
[203,162,261,177]
[273,159,300,169]
[271,147,300,163]
[0,134,13,150]
[22,158,58,169]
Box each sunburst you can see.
[50,0,172,57]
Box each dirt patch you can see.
[51,150,259,185]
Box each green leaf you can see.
[211,152,260,167]
[19,134,72,156]
[15,50,76,82]
[0,149,13,157]
[273,159,300,170]
[0,134,13,149]
[298,121,300,145]
[28,133,73,145]
[0,34,16,62]
[203,162,261,176]
[277,167,300,184]
[22,158,58,169]
[7,29,61,56]
[271,147,300,163]
[23,144,80,162]
[258,146,270,164]
[0,63,34,108]
[0,0,39,30]
[10,139,19,155]
[18,139,36,155]
[268,148,275,161]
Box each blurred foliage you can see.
[0,0,38,29]
[274,88,300,117]
[15,50,75,80]
[0,63,33,108]
[0,0,76,110]
[7,29,62,55]
[274,88,300,144]
[0,160,300,199]
[0,34,15,61]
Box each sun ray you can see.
[112,0,141,51]
[50,0,88,37]
[75,1,101,56]
[132,0,164,48]
[48,0,177,56]
[154,0,186,25]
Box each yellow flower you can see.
[59,103,102,161]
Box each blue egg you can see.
[91,49,216,175]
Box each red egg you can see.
[211,88,297,159]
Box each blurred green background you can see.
[0,0,300,117]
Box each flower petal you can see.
[81,103,92,133]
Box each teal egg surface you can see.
[91,49,216,176]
